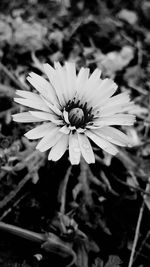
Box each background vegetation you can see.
[0,0,150,266]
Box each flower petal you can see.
[15,90,41,100]
[91,79,118,108]
[78,133,95,164]
[43,63,65,106]
[93,126,130,146]
[94,114,135,127]
[12,112,44,123]
[84,69,102,94]
[79,69,101,99]
[63,110,70,124]
[98,92,130,116]
[54,62,68,104]
[69,132,81,165]
[65,62,76,100]
[86,130,118,155]
[89,68,102,81]
[76,67,90,93]
[41,95,62,116]
[24,123,53,139]
[101,92,130,109]
[121,102,137,113]
[29,111,63,125]
[100,104,129,117]
[36,126,63,152]
[59,125,70,134]
[48,134,69,161]
[27,72,58,105]
[14,97,50,112]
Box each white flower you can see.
[12,62,135,165]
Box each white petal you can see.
[100,105,129,117]
[94,114,135,127]
[98,92,130,116]
[63,110,70,124]
[14,97,50,112]
[100,105,134,117]
[27,73,58,105]
[43,63,65,106]
[59,125,70,134]
[29,111,63,125]
[41,95,62,116]
[54,62,68,103]
[84,69,102,95]
[90,68,102,81]
[86,130,118,155]
[69,125,76,131]
[36,126,63,152]
[91,79,118,108]
[77,128,86,133]
[94,126,130,146]
[65,62,76,100]
[69,132,81,165]
[12,112,44,123]
[24,123,53,139]
[48,134,69,161]
[15,90,41,100]
[101,92,130,109]
[121,102,137,113]
[79,69,101,99]
[76,67,90,93]
[78,133,95,164]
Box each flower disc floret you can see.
[68,108,84,127]
[12,61,135,165]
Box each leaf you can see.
[76,241,88,267]
[0,19,12,46]
[12,18,48,52]
[92,257,104,267]
[99,46,134,77]
[104,255,122,267]
[117,9,137,25]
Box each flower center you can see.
[68,108,84,127]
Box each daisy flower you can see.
[12,62,135,164]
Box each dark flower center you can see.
[68,108,84,127]
[65,98,94,128]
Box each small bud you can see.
[68,108,84,127]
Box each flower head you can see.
[13,62,135,164]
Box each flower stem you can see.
[58,166,72,214]
[78,157,93,206]
[128,201,145,267]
